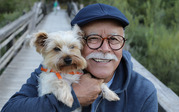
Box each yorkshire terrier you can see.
[32,25,119,109]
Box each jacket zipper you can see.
[94,98,103,112]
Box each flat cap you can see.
[71,3,129,28]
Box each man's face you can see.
[81,20,124,82]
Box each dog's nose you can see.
[64,56,72,65]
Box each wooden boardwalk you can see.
[0,10,71,110]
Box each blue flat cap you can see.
[71,3,129,28]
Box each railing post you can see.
[29,3,38,34]
[67,1,84,20]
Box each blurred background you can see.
[0,0,178,96]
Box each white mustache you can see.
[86,52,118,61]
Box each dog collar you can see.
[41,67,83,79]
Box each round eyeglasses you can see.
[83,34,126,50]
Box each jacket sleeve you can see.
[1,65,81,112]
[141,89,158,112]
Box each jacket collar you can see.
[110,50,132,93]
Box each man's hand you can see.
[72,74,104,106]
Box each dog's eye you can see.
[53,47,61,52]
[70,45,75,49]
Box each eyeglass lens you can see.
[85,34,125,50]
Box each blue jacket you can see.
[1,50,158,112]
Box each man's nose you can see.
[98,39,111,52]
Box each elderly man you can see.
[1,3,158,112]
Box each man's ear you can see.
[34,31,48,54]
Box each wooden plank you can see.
[0,45,42,109]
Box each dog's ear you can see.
[34,31,48,53]
[73,24,85,47]
[73,24,84,39]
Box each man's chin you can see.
[90,70,113,82]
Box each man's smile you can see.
[92,58,112,63]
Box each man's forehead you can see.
[82,26,123,35]
[81,19,124,36]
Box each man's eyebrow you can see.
[110,33,118,35]
[89,32,98,35]
[85,32,98,36]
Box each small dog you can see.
[32,25,119,109]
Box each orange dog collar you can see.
[41,67,83,79]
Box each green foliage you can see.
[0,11,22,28]
[0,0,38,28]
[142,25,179,94]
[82,0,179,95]
[0,0,17,13]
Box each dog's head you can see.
[33,25,87,73]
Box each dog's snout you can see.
[64,56,72,65]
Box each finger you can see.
[98,79,104,85]
[84,73,92,78]
[93,94,99,100]
[89,94,98,103]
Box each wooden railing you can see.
[67,2,179,112]
[132,57,179,112]
[0,2,46,71]
[67,1,83,20]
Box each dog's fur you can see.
[32,25,119,110]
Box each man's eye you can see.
[110,37,118,41]
[88,37,101,43]
[88,37,98,40]
[110,36,122,42]
[53,47,61,51]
